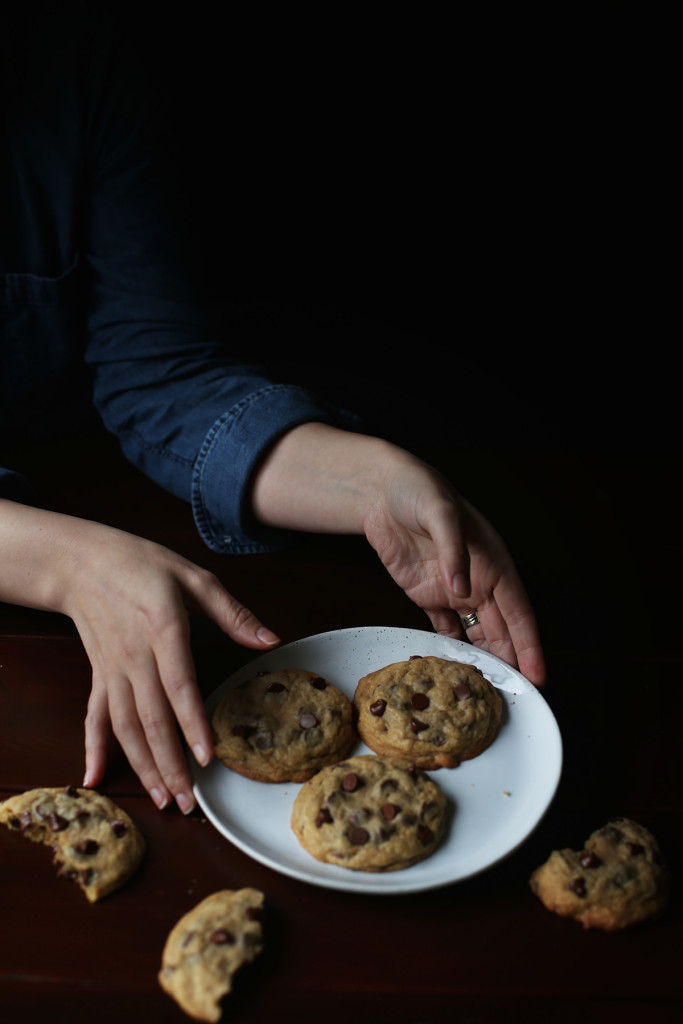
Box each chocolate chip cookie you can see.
[211,667,355,783]
[353,655,502,770]
[159,888,265,1022]
[530,818,670,930]
[0,785,145,902]
[291,754,447,872]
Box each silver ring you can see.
[461,611,479,629]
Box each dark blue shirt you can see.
[1,3,356,553]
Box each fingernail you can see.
[193,743,210,767]
[151,787,169,810]
[256,627,280,645]
[453,573,469,597]
[175,792,195,815]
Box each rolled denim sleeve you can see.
[85,315,360,554]
[192,382,359,554]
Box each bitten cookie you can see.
[212,667,355,783]
[0,785,145,902]
[291,754,447,872]
[530,818,670,930]
[353,655,502,770]
[158,888,265,1022]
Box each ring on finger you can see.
[461,610,479,630]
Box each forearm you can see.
[249,423,418,536]
[0,499,81,614]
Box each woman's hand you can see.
[361,465,546,686]
[0,501,279,812]
[250,423,546,686]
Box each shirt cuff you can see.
[191,383,361,554]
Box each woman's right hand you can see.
[0,500,280,812]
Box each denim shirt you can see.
[0,4,357,554]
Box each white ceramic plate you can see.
[192,626,562,894]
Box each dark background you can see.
[109,0,671,456]
[126,2,675,457]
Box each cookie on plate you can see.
[211,667,355,783]
[291,753,447,872]
[530,818,670,930]
[0,785,145,902]
[353,655,502,770]
[158,888,265,1022]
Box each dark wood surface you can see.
[1,437,681,1024]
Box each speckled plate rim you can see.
[191,626,562,894]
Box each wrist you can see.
[0,501,75,614]
[250,423,405,535]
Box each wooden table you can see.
[1,437,681,1023]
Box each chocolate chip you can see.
[579,851,602,869]
[76,840,99,856]
[342,772,360,792]
[20,811,32,831]
[381,803,399,820]
[569,877,587,897]
[370,699,387,717]
[600,825,622,842]
[299,713,318,730]
[57,865,78,880]
[453,683,471,701]
[49,812,69,832]
[63,785,79,798]
[210,929,235,945]
[254,731,274,749]
[408,655,423,660]
[411,693,430,711]
[81,868,95,886]
[316,807,333,827]
[417,825,434,846]
[231,724,249,738]
[310,676,327,690]
[410,718,428,734]
[246,905,264,921]
[626,842,645,857]
[111,820,127,838]
[404,765,418,779]
[348,827,370,845]
[265,682,285,693]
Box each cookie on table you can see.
[211,667,355,783]
[353,655,502,770]
[291,753,447,872]
[530,818,670,930]
[0,785,145,902]
[158,888,265,1022]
